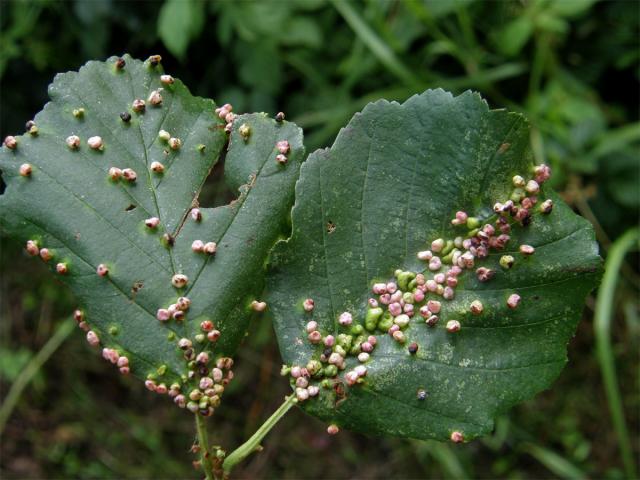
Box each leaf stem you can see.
[195,414,216,480]
[0,317,75,436]
[222,395,297,475]
[594,227,639,479]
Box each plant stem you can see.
[594,227,639,479]
[0,317,75,436]
[522,442,586,479]
[195,414,215,480]
[331,0,420,87]
[222,395,297,475]
[528,31,548,102]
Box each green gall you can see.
[394,314,410,328]
[365,307,383,331]
[211,385,223,396]
[324,365,338,378]
[378,311,394,331]
[510,188,525,203]
[441,240,454,256]
[466,217,480,229]
[512,175,525,187]
[402,292,414,304]
[442,249,459,264]
[306,360,322,375]
[350,335,365,355]
[108,326,119,335]
[158,129,171,142]
[239,123,251,140]
[157,364,167,376]
[350,324,364,335]
[397,271,415,291]
[466,228,480,238]
[337,334,352,350]
[500,255,515,269]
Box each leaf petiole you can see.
[222,395,297,475]
[195,414,216,480]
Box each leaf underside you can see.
[267,90,602,442]
[0,55,304,398]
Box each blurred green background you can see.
[1,0,638,478]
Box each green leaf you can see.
[422,0,475,19]
[280,17,323,49]
[158,0,205,59]
[267,89,602,442]
[496,15,534,57]
[0,55,304,406]
[546,0,597,18]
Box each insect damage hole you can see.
[198,151,238,209]
[125,204,137,211]
[326,221,336,234]
[131,281,144,296]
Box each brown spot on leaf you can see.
[131,281,144,296]
[333,381,348,407]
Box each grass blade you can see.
[330,0,419,86]
[594,227,639,478]
[0,317,75,436]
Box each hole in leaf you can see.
[0,171,5,195]
[125,204,136,211]
[131,281,144,298]
[327,221,336,234]
[198,154,237,209]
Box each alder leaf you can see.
[267,89,602,442]
[0,55,304,410]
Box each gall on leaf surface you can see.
[267,89,602,441]
[0,55,304,397]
